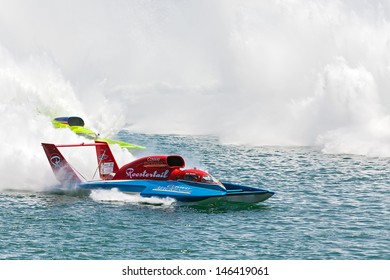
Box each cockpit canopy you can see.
[176,169,222,185]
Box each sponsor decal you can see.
[152,185,192,194]
[147,157,161,162]
[143,157,167,167]
[50,154,62,168]
[100,162,114,175]
[125,168,169,179]
[98,154,109,160]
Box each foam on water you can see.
[89,188,176,206]
[1,0,390,191]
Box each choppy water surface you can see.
[1,133,390,260]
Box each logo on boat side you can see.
[152,185,192,194]
[143,157,167,168]
[50,154,62,168]
[125,168,169,179]
[98,154,108,160]
[147,157,161,162]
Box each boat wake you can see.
[89,188,176,206]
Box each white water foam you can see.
[1,0,390,194]
[0,45,134,191]
[89,188,176,206]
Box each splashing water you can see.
[89,188,176,206]
[1,0,390,191]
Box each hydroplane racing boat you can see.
[42,141,274,203]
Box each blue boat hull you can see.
[79,180,274,203]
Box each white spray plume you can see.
[1,0,390,168]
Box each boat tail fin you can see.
[42,143,81,185]
[94,140,119,180]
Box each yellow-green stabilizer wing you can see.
[97,137,146,151]
[52,117,146,151]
